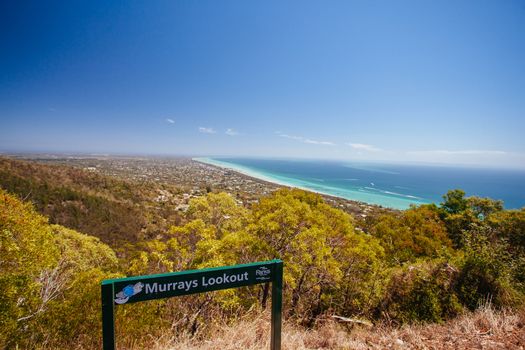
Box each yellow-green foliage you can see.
[51,225,118,272]
[488,208,525,251]
[369,205,452,265]
[186,192,248,233]
[248,189,385,320]
[127,189,386,324]
[2,180,525,348]
[439,189,506,248]
[125,188,524,329]
[0,189,118,348]
[0,189,59,346]
[114,190,379,332]
[123,193,257,326]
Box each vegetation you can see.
[0,157,184,246]
[149,305,525,350]
[1,158,524,348]
[0,189,118,348]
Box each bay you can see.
[195,157,525,210]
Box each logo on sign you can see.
[255,266,271,281]
[115,282,144,304]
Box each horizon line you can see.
[2,149,525,171]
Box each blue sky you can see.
[1,0,524,168]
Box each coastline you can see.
[193,157,403,211]
[194,157,315,190]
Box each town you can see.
[7,153,391,221]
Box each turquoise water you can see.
[194,157,525,210]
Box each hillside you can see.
[1,156,525,349]
[0,156,184,245]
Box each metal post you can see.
[270,261,283,350]
[101,283,115,350]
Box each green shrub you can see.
[380,261,462,324]
[455,228,523,310]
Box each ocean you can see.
[195,157,525,210]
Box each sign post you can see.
[101,260,283,350]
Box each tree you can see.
[380,260,462,324]
[0,189,59,346]
[439,191,506,248]
[487,209,525,251]
[455,227,522,310]
[186,192,247,234]
[248,189,384,321]
[441,189,468,215]
[369,205,452,265]
[0,189,119,348]
[467,196,503,219]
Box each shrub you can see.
[455,228,523,310]
[0,189,118,348]
[380,260,462,324]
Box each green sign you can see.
[101,260,283,350]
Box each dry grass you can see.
[148,305,525,350]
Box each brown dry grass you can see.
[148,305,525,350]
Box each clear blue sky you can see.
[1,0,524,168]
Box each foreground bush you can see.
[379,260,462,324]
[455,228,523,310]
[0,189,118,348]
[2,184,524,348]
